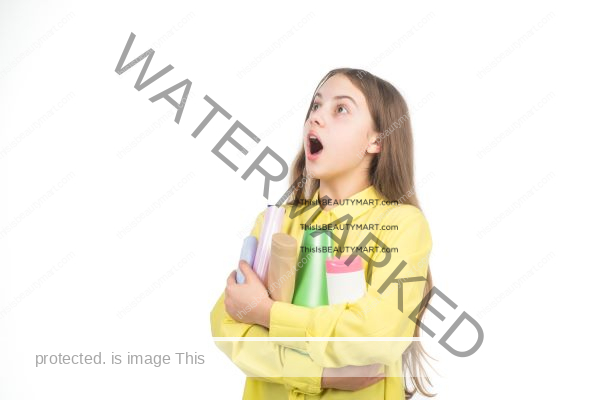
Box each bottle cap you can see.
[326,256,363,274]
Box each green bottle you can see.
[292,229,332,307]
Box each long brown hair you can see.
[286,68,437,398]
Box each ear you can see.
[365,132,382,154]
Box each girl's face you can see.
[304,74,380,181]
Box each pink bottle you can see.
[252,206,285,284]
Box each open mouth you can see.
[308,135,324,155]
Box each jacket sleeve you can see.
[269,206,433,368]
[209,211,323,396]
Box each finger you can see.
[238,261,255,281]
[226,270,236,286]
[347,364,377,378]
[360,375,385,389]
[367,363,384,376]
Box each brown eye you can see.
[337,105,348,114]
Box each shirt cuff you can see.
[269,301,313,338]
[282,348,323,395]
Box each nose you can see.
[308,106,324,127]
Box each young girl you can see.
[211,68,435,399]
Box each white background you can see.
[1,0,599,398]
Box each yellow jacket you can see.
[210,185,432,399]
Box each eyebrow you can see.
[314,92,357,107]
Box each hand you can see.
[321,364,385,391]
[225,261,274,328]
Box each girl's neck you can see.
[318,172,371,212]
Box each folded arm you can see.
[210,291,324,395]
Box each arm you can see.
[269,206,433,368]
[210,291,323,395]
[209,210,323,396]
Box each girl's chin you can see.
[305,164,323,179]
[306,166,338,182]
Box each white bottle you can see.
[325,256,366,304]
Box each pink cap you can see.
[326,256,363,274]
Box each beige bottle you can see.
[267,233,298,302]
